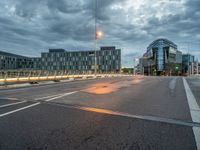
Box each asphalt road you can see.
[0,76,199,150]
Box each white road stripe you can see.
[0,91,77,118]
[0,97,19,101]
[183,77,200,150]
[45,102,200,128]
[0,100,27,108]
[6,98,19,100]
[45,91,77,102]
[34,93,64,100]
[0,102,40,118]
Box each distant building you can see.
[182,54,195,75]
[31,57,41,70]
[0,46,121,73]
[41,46,121,73]
[121,68,133,74]
[139,39,183,76]
[0,51,33,70]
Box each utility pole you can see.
[133,58,136,76]
[196,59,199,75]
[94,0,97,76]
[187,43,190,76]
[191,62,194,75]
[148,61,150,76]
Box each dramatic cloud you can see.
[0,0,200,66]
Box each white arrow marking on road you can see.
[183,77,200,150]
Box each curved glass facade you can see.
[147,39,178,72]
[141,38,183,76]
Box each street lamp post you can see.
[133,58,139,76]
[197,60,199,75]
[94,0,103,76]
[94,0,97,76]
[133,58,135,76]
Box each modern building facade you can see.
[140,39,183,76]
[0,51,33,70]
[0,46,121,73]
[40,46,121,73]
[182,54,195,75]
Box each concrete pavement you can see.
[0,76,199,150]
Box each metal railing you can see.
[189,74,200,79]
[0,70,130,84]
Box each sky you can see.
[0,0,200,67]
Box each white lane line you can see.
[0,91,78,118]
[6,98,19,100]
[0,97,19,101]
[183,77,200,150]
[45,91,77,102]
[34,93,64,100]
[45,102,200,127]
[0,100,27,108]
[0,102,40,118]
[34,91,78,101]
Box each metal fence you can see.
[0,70,129,84]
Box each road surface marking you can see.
[183,77,200,150]
[0,102,40,118]
[0,97,19,101]
[0,100,27,108]
[169,77,177,90]
[45,91,78,102]
[0,91,77,118]
[34,93,64,100]
[6,98,19,100]
[45,102,200,128]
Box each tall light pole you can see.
[197,59,199,75]
[94,0,103,76]
[94,0,97,76]
[133,58,139,76]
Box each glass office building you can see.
[40,47,121,73]
[141,39,182,75]
[182,54,195,74]
[0,51,34,70]
[0,46,121,73]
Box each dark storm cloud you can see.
[47,0,80,13]
[13,0,44,19]
[0,0,200,66]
